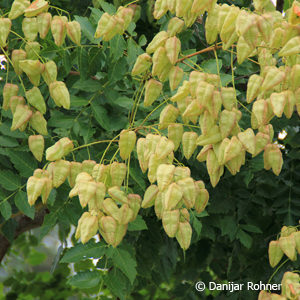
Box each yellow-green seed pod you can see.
[25,42,40,61]
[153,0,169,19]
[81,160,96,175]
[162,210,180,237]
[11,50,27,76]
[27,176,47,206]
[177,177,196,209]
[264,144,283,176]
[196,81,214,108]
[156,164,175,191]
[9,0,30,20]
[219,109,236,139]
[146,31,169,54]
[182,131,198,159]
[148,153,160,183]
[268,240,284,268]
[253,132,269,157]
[164,182,183,210]
[174,166,191,181]
[142,184,159,208]
[152,47,173,82]
[99,215,117,245]
[261,67,285,92]
[167,17,185,36]
[110,162,127,187]
[66,21,81,45]
[165,37,181,65]
[46,137,73,161]
[199,110,215,136]
[3,83,19,111]
[11,104,32,131]
[155,137,174,160]
[116,6,134,31]
[236,36,253,65]
[196,125,222,146]
[10,96,25,114]
[28,135,44,162]
[154,191,164,219]
[291,231,300,254]
[77,180,97,208]
[176,221,192,250]
[119,130,136,160]
[171,80,191,102]
[278,36,300,57]
[279,235,297,261]
[290,64,300,91]
[205,5,219,44]
[24,0,48,17]
[37,12,52,39]
[80,213,99,244]
[168,123,183,151]
[49,81,70,109]
[48,159,71,188]
[144,79,163,107]
[127,194,141,221]
[252,99,270,126]
[26,87,46,114]
[182,99,203,121]
[269,92,286,117]
[159,104,179,130]
[0,18,11,47]
[194,181,209,213]
[196,144,212,162]
[169,66,184,91]
[19,59,44,86]
[22,17,38,41]
[246,74,264,103]
[108,186,128,204]
[102,198,121,221]
[132,53,152,76]
[136,138,148,173]
[176,0,193,16]
[223,136,243,163]
[42,60,57,86]
[237,128,256,155]
[68,162,82,187]
[92,164,109,183]
[220,6,239,44]
[51,16,67,46]
[283,90,296,119]
[29,111,48,135]
[94,12,110,38]
[221,87,236,110]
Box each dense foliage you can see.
[0,0,300,299]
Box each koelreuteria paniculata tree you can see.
[1,0,300,296]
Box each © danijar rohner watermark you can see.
[195,281,281,293]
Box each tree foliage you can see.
[0,0,300,299]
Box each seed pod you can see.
[136,138,148,173]
[196,125,222,146]
[29,111,48,135]
[182,99,203,121]
[279,36,300,57]
[155,137,174,160]
[37,12,52,39]
[279,236,297,261]
[11,50,27,76]
[99,215,116,245]
[196,81,214,108]
[156,164,175,191]
[19,59,44,86]
[24,0,48,17]
[110,162,126,187]
[142,184,159,208]
[169,66,183,91]
[153,0,168,19]
[146,31,169,54]
[165,37,181,65]
[162,210,180,237]
[108,186,128,204]
[236,36,253,65]
[176,0,193,16]
[127,194,141,221]
[49,81,70,109]
[42,60,57,85]
[264,144,283,176]
[116,6,134,31]
[81,160,96,175]
[92,164,108,183]
[173,167,191,182]
[9,0,30,19]
[205,6,219,44]
[181,131,198,159]
[283,90,296,119]
[132,53,152,76]
[268,240,284,268]
[80,213,99,244]
[253,132,269,157]
[223,136,243,163]
[3,83,19,111]
[261,67,285,92]
[152,46,173,82]
[220,6,239,44]
[11,104,32,131]
[238,128,256,155]
[144,79,162,107]
[28,135,44,161]
[164,182,183,210]
[168,124,183,151]
[78,180,98,208]
[269,92,286,117]
[46,137,73,161]
[119,130,136,160]
[25,41,40,60]
[167,17,185,36]
[176,221,192,250]
[87,182,106,211]
[102,198,121,221]
[94,12,110,38]
[177,177,196,209]
[26,87,46,114]
[154,191,164,219]
[9,96,25,114]
[27,176,47,206]
[159,104,179,130]
[66,21,81,45]
[199,110,216,136]
[196,144,212,162]
[252,99,269,126]
[221,87,236,110]
[67,162,82,187]
[171,80,190,102]
[258,124,274,143]
[194,181,209,213]
[51,16,67,46]
[291,231,300,254]
[48,159,71,188]
[219,110,236,139]
[0,18,11,47]
[147,153,159,183]
[22,17,38,41]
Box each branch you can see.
[69,70,98,81]
[0,206,49,264]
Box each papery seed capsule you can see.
[152,46,173,82]
[264,144,283,176]
[174,166,191,181]
[253,132,269,157]
[11,50,27,76]
[171,80,191,102]
[283,90,296,119]
[136,138,148,173]
[238,128,256,155]
[19,59,44,86]
[219,109,236,139]
[28,135,44,161]
[66,21,81,45]
[144,79,162,107]
[205,6,219,44]
[30,111,48,135]
[3,83,19,111]
[51,16,67,46]
[146,31,169,54]
[49,81,70,109]
[290,64,300,91]
[27,176,46,206]
[279,36,300,57]
[221,87,236,110]
[46,137,73,161]
[220,6,239,44]
[37,12,52,39]
[68,162,82,187]
[236,36,253,65]
[154,191,164,219]
[102,198,121,221]
[159,104,179,130]
[165,37,181,65]
[81,160,96,175]
[99,215,116,245]
[268,241,284,269]
[167,17,185,36]
[127,194,141,221]
[42,60,57,85]
[253,99,269,126]
[132,53,152,76]
[92,164,109,182]
[169,66,184,91]
[223,136,243,163]
[26,87,46,114]
[10,96,25,114]
[194,181,209,213]
[22,17,38,41]
[246,74,264,103]
[176,221,192,250]
[119,130,136,160]
[164,182,183,210]
[270,92,286,117]
[142,184,159,208]
[48,159,71,188]
[25,41,40,60]
[279,236,297,261]
[80,213,99,244]
[116,6,134,31]
[148,153,160,183]
[108,186,128,204]
[9,0,30,20]
[24,0,48,17]
[155,136,174,160]
[94,12,111,38]
[168,123,183,151]
[156,164,175,191]
[182,131,198,159]
[196,144,212,162]
[176,0,193,16]
[261,67,285,92]
[153,0,169,19]
[110,162,126,187]
[177,177,196,209]
[199,110,215,136]
[162,210,180,238]
[291,231,300,254]
[0,18,12,47]
[77,180,97,208]
[11,104,32,131]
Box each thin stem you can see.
[125,0,139,7]
[71,140,116,152]
[49,5,71,20]
[97,257,108,300]
[130,84,145,128]
[213,48,222,90]
[267,258,289,287]
[125,155,131,193]
[0,184,26,205]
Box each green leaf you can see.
[99,0,116,14]
[110,96,134,109]
[237,229,253,249]
[107,248,137,284]
[110,35,126,62]
[0,122,26,138]
[0,201,11,220]
[72,79,102,92]
[128,215,148,231]
[60,242,107,263]
[67,271,101,289]
[78,47,89,80]
[240,224,262,234]
[219,216,237,242]
[129,166,146,191]
[0,170,21,191]
[14,190,35,219]
[6,150,37,177]
[0,136,19,147]
[220,73,233,86]
[39,213,58,240]
[91,103,111,131]
[201,59,222,74]
[192,215,202,238]
[108,57,127,83]
[27,249,47,266]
